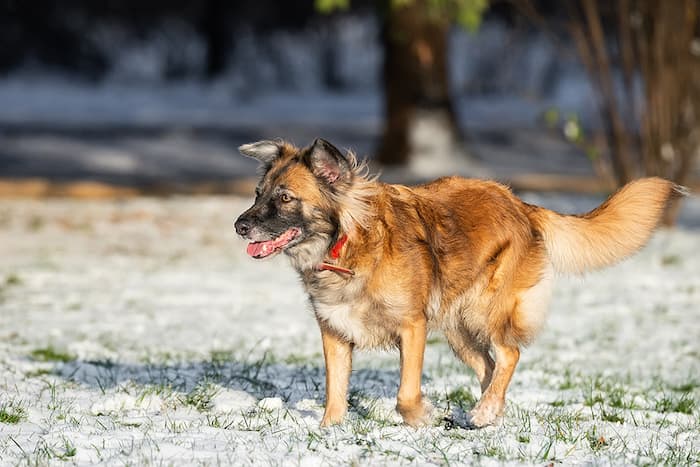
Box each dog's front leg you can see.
[319,325,353,427]
[396,317,433,427]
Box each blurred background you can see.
[0,0,698,224]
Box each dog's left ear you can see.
[305,138,350,185]
[238,140,283,164]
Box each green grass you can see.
[661,254,681,266]
[30,346,75,363]
[5,274,21,286]
[512,406,532,444]
[0,273,22,301]
[537,408,584,444]
[607,386,639,410]
[2,348,698,466]
[206,413,236,430]
[601,408,625,424]
[26,215,44,231]
[184,381,219,411]
[283,353,319,365]
[636,434,700,466]
[655,393,696,415]
[586,426,609,452]
[55,439,77,460]
[583,392,605,407]
[426,336,444,346]
[209,349,235,363]
[24,368,53,378]
[445,387,477,411]
[347,390,394,426]
[558,368,578,390]
[0,400,26,424]
[670,380,700,393]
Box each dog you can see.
[234,138,683,428]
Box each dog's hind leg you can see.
[467,341,520,428]
[444,328,494,394]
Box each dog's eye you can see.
[280,193,292,203]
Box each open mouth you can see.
[246,227,301,259]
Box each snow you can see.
[0,195,698,465]
[258,398,285,411]
[211,388,256,413]
[90,393,164,416]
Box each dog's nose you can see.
[235,218,251,237]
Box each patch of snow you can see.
[90,393,163,416]
[210,388,256,413]
[258,397,284,411]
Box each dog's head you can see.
[234,138,374,270]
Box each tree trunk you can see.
[377,0,467,171]
[201,0,227,79]
[636,0,700,225]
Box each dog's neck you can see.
[286,230,354,275]
[315,234,354,275]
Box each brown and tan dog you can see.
[234,138,683,428]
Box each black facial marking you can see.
[236,139,345,258]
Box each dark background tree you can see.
[318,0,488,168]
[377,0,461,166]
[566,0,698,224]
[199,0,228,79]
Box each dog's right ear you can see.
[238,140,283,164]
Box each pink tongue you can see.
[246,229,298,258]
[247,240,276,258]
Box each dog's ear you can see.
[305,138,350,185]
[238,140,283,164]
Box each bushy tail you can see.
[532,177,687,274]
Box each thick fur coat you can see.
[235,138,682,428]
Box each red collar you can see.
[329,233,348,259]
[316,234,354,275]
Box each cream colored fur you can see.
[535,177,682,274]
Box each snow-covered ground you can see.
[0,195,698,465]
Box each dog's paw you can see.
[320,406,346,427]
[397,398,435,428]
[319,416,343,427]
[467,401,503,428]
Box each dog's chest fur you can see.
[303,272,399,349]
